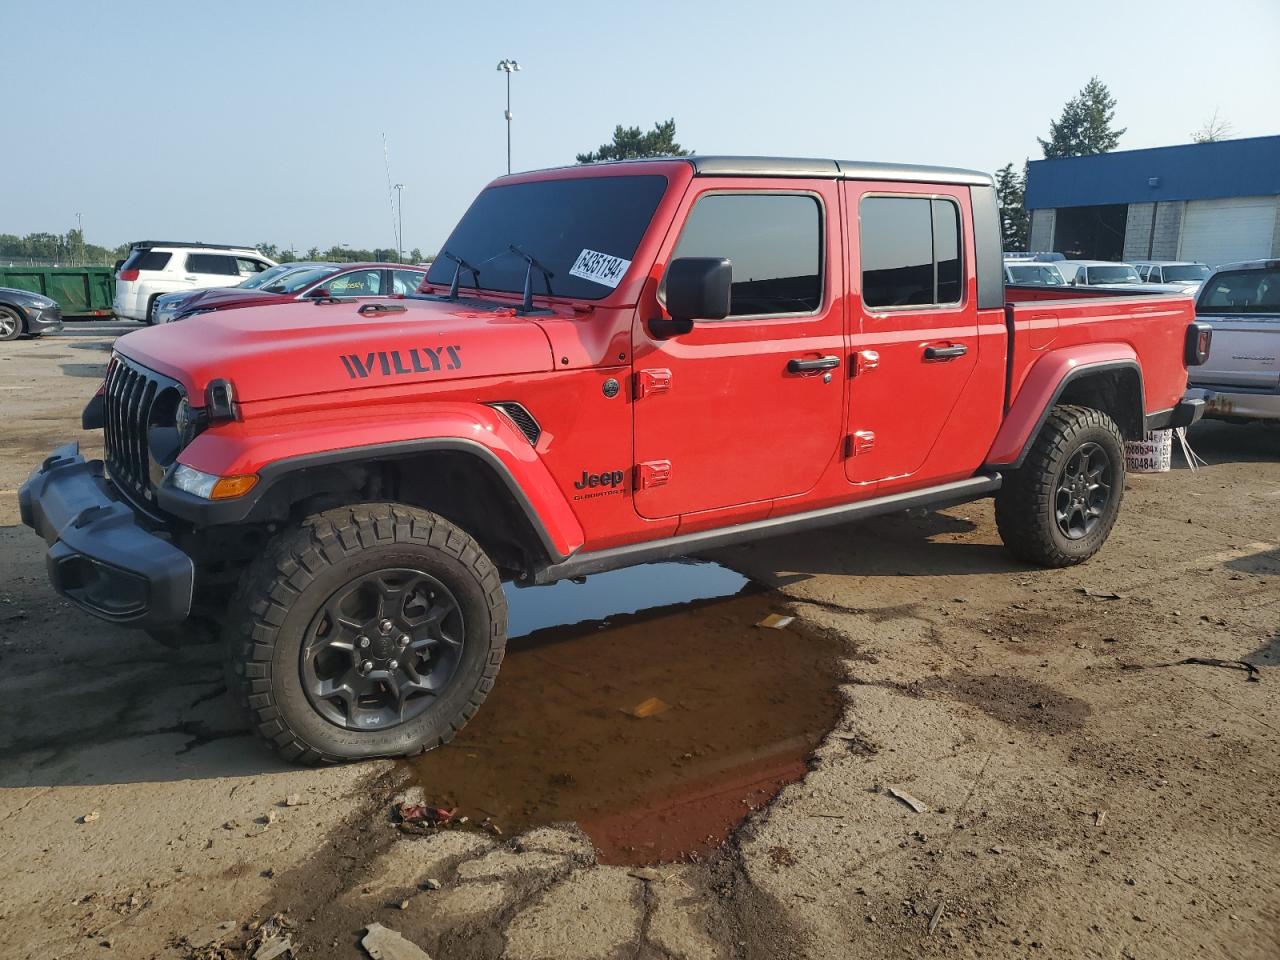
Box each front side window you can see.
[668,193,822,317]
[236,257,269,275]
[392,269,426,295]
[860,196,963,308]
[326,269,383,297]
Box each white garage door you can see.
[1178,196,1277,267]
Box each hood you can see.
[116,297,556,403]
[179,287,282,311]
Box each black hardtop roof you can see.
[522,155,992,187]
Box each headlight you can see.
[170,464,258,500]
[30,297,55,309]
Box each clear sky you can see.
[6,0,1278,255]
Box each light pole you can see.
[496,58,520,174]
[393,184,404,263]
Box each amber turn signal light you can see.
[210,474,259,500]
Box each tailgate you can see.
[1191,315,1280,389]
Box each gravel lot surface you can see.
[2,323,1276,959]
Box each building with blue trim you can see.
[1025,135,1280,265]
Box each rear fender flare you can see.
[985,346,1142,469]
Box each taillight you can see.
[1185,322,1212,366]
[117,269,139,281]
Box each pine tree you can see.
[995,163,1029,250]
[577,119,689,164]
[1037,77,1125,158]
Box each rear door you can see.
[632,181,845,519]
[184,253,241,291]
[844,184,980,486]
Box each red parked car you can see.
[155,261,429,322]
[20,156,1208,764]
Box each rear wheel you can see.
[0,307,23,341]
[225,503,506,764]
[995,404,1125,567]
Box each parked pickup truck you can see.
[1188,259,1280,423]
[19,156,1210,764]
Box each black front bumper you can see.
[18,442,193,628]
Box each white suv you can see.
[113,242,276,324]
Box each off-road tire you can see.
[995,404,1126,567]
[0,306,23,341]
[225,503,507,764]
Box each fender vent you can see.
[490,402,541,446]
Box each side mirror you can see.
[307,287,330,299]
[654,258,731,337]
[263,283,286,293]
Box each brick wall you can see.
[1151,201,1185,260]
[1029,208,1056,252]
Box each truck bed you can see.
[1003,285,1197,422]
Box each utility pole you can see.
[75,212,84,262]
[496,59,521,174]
[393,184,404,263]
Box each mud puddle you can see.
[404,561,844,865]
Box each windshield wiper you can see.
[507,244,554,314]
[440,249,481,301]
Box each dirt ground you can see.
[1,323,1277,960]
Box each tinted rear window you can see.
[121,250,172,272]
[426,175,668,301]
[1197,268,1280,314]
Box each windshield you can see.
[1086,266,1141,284]
[239,264,296,289]
[1008,264,1064,285]
[264,267,339,294]
[1161,264,1211,282]
[1197,268,1280,315]
[426,175,669,301]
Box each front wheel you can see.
[0,306,23,341]
[225,503,507,764]
[995,404,1126,567]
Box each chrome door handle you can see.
[923,344,967,361]
[787,355,841,373]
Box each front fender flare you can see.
[157,403,584,562]
[985,345,1142,469]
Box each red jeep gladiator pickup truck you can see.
[20,156,1210,764]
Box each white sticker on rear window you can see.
[569,249,631,288]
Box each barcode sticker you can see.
[569,249,631,288]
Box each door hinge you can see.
[634,368,672,399]
[635,459,672,489]
[844,431,876,457]
[852,349,880,376]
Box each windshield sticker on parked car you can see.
[568,249,631,289]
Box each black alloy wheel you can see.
[302,568,466,731]
[1053,441,1112,540]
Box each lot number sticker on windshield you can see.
[569,249,631,288]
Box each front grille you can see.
[104,356,165,498]
[490,402,541,445]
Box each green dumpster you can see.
[0,266,116,318]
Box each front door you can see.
[844,185,980,486]
[632,182,845,519]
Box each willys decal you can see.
[340,346,463,380]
